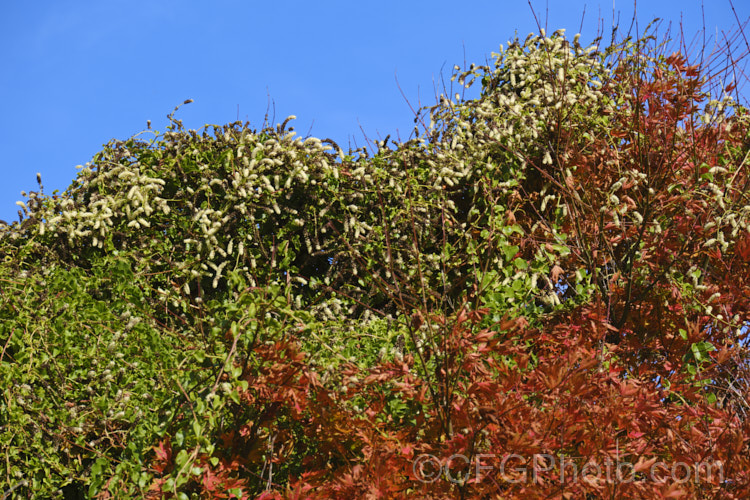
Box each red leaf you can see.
[151,439,172,474]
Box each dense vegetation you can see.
[2,23,750,499]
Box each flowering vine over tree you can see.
[1,20,750,499]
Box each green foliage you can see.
[2,22,750,499]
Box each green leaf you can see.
[691,341,715,363]
[503,245,520,261]
[513,257,528,270]
[228,389,240,405]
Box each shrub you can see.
[1,21,749,499]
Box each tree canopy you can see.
[2,23,750,499]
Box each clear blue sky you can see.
[2,1,748,224]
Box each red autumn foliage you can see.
[150,306,750,498]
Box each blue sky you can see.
[2,1,748,224]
